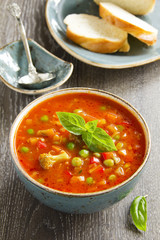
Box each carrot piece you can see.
[102,152,113,160]
[106,113,117,123]
[89,165,104,174]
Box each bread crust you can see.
[66,27,129,53]
[100,3,158,46]
[94,0,155,15]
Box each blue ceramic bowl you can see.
[9,88,151,213]
[0,39,73,94]
[45,0,160,68]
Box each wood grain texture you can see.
[0,0,160,239]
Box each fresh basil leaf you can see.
[85,120,98,133]
[82,127,117,152]
[56,112,86,135]
[81,131,93,147]
[130,196,147,232]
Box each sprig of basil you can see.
[130,196,147,232]
[85,120,98,133]
[56,112,117,152]
[82,127,117,152]
[56,112,86,135]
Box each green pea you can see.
[72,157,83,167]
[27,128,34,135]
[86,177,94,185]
[79,149,89,158]
[116,142,124,150]
[117,125,124,132]
[100,105,106,111]
[67,142,75,150]
[93,152,101,158]
[108,174,116,181]
[21,146,29,153]
[40,115,49,122]
[103,159,114,167]
[73,109,83,113]
[114,134,120,140]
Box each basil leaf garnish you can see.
[56,112,116,152]
[82,127,117,152]
[56,112,86,135]
[85,120,98,133]
[130,196,147,232]
[81,131,93,148]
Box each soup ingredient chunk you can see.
[72,157,83,167]
[39,150,70,170]
[21,146,29,153]
[86,177,94,185]
[79,149,89,158]
[27,129,35,135]
[37,128,55,137]
[41,115,49,122]
[67,142,75,150]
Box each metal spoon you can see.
[8,3,55,89]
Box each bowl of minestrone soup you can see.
[10,88,151,213]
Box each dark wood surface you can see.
[0,0,160,239]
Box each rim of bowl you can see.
[0,39,73,95]
[9,87,151,197]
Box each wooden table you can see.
[0,0,160,239]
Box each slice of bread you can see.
[64,14,130,53]
[100,3,158,46]
[94,0,155,15]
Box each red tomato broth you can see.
[15,93,146,193]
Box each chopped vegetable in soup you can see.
[15,93,145,193]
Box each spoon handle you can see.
[17,18,37,74]
[8,3,36,74]
[18,19,32,63]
